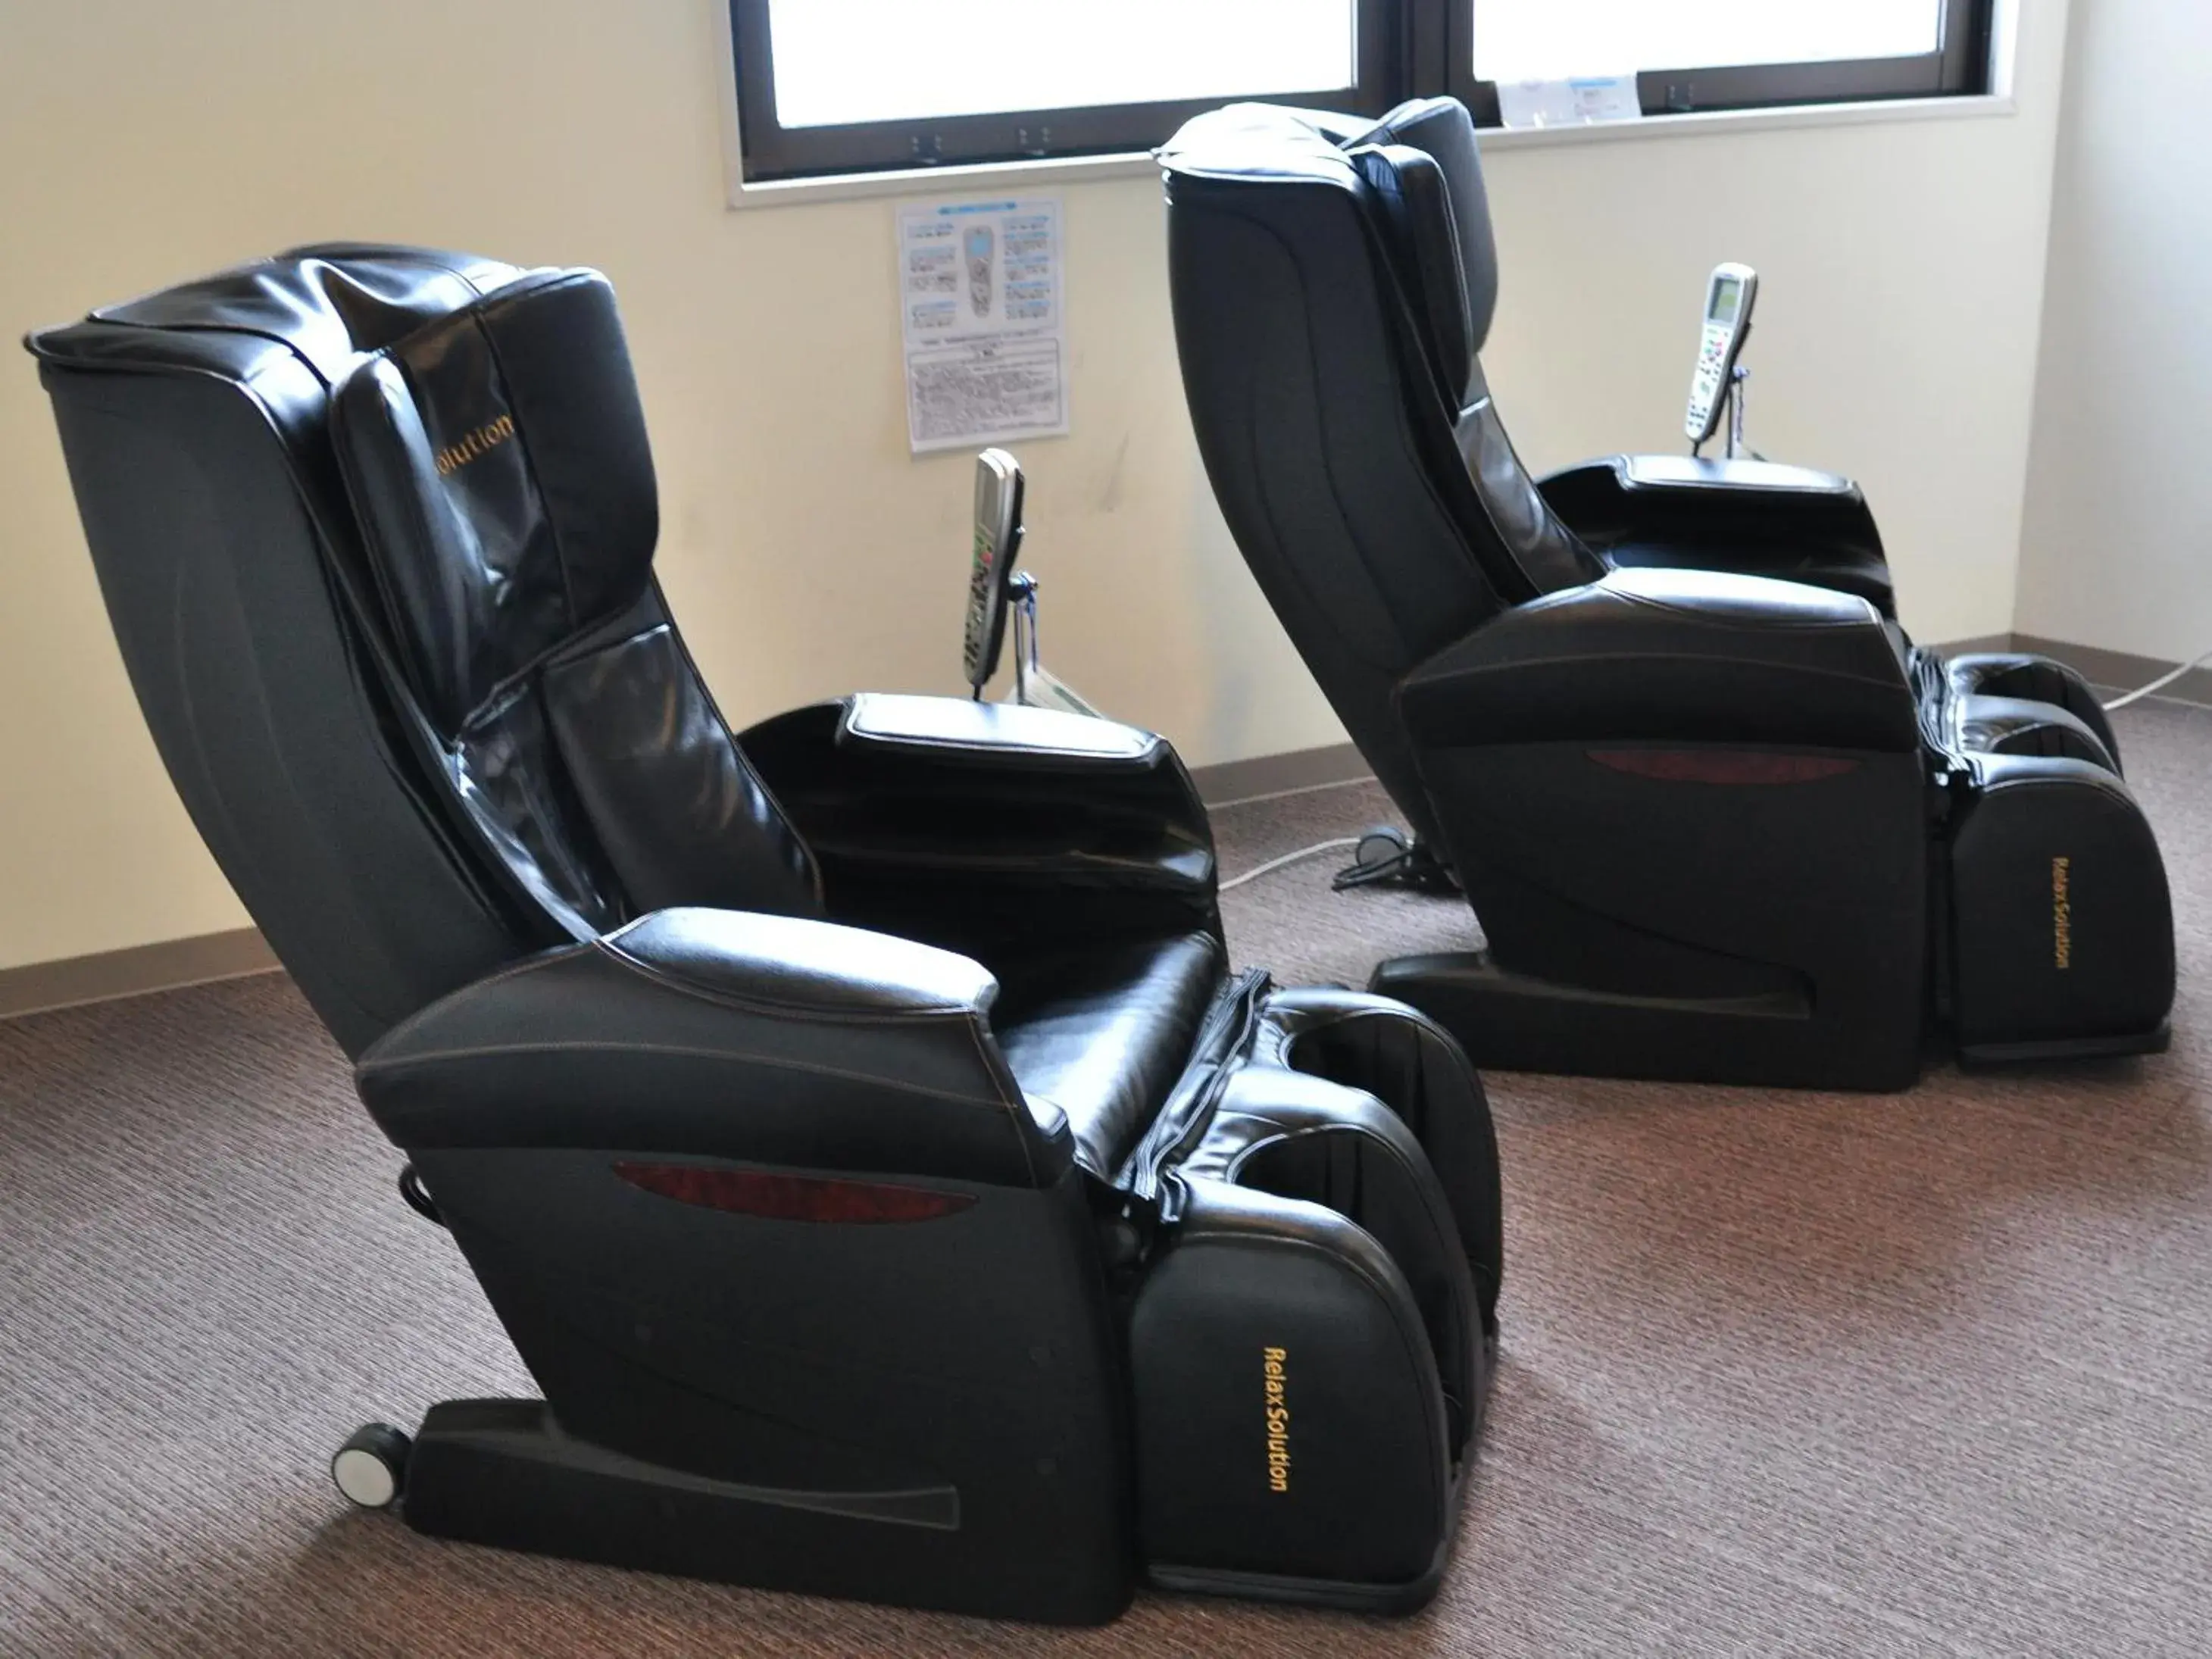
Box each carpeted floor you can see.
[2,697,2207,1658]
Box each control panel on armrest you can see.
[839,692,1163,771]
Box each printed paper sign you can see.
[898,196,1068,453]
[1497,74,1642,130]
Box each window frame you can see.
[726,0,1405,183]
[726,0,1995,186]
[1446,0,1992,126]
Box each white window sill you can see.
[723,93,2016,211]
[1476,90,2015,152]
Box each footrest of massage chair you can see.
[1945,653,2124,772]
[1945,750,2174,1059]
[1123,987,1500,1611]
[1129,1176,1479,1613]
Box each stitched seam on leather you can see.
[472,276,601,633]
[1611,583,1878,627]
[596,936,992,1029]
[333,363,455,717]
[251,367,580,944]
[358,1039,1018,1111]
[958,1014,1037,1183]
[1223,1114,1476,1397]
[1420,650,1917,696]
[1226,1120,1464,1273]
[654,598,823,911]
[348,273,624,735]
[1230,201,1500,671]
[353,944,592,1065]
[592,936,1033,1175]
[1967,770,2142,804]
[1286,1001,1461,1057]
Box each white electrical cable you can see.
[1218,836,1361,893]
[2101,642,2212,713]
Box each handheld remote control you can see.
[1684,262,1758,447]
[962,448,1024,694]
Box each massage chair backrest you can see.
[1163,98,1600,836]
[29,248,818,1057]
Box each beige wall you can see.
[2017,0,2212,663]
[0,0,2070,972]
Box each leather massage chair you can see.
[1161,98,2176,1092]
[26,249,1503,1623]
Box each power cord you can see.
[1218,837,1361,893]
[1219,827,1464,895]
[2102,642,2212,713]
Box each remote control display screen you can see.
[1711,277,1742,326]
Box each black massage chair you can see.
[27,249,1502,1623]
[1162,98,2176,1091]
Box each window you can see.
[731,1,1393,182]
[1452,0,1991,126]
[729,1,1993,183]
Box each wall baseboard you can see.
[1936,632,2016,657]
[2010,634,2212,707]
[7,632,2201,1023]
[0,926,278,1022]
[1187,742,1372,807]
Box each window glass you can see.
[1473,0,1944,83]
[764,0,1359,129]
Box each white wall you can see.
[0,0,2070,972]
[2017,0,2212,661]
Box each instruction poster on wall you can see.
[897,195,1067,454]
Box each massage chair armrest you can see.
[1540,455,1892,612]
[354,906,1070,1186]
[746,694,1209,833]
[740,695,1220,955]
[837,692,1164,770]
[1541,454,1881,550]
[1397,566,1922,753]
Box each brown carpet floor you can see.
[2,696,2207,1657]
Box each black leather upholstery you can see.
[333,273,658,730]
[1165,99,2174,1089]
[31,246,1505,1622]
[1400,568,1920,752]
[358,908,1064,1185]
[331,269,823,937]
[1351,96,1498,362]
[1162,98,1892,647]
[992,933,1224,1178]
[840,692,1164,768]
[30,248,549,1052]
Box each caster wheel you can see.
[332,1422,412,1511]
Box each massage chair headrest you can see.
[330,270,659,734]
[1161,96,1498,409]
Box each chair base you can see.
[1957,1023,2171,1068]
[1144,1382,1483,1618]
[396,1398,1134,1626]
[1370,951,1924,1092]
